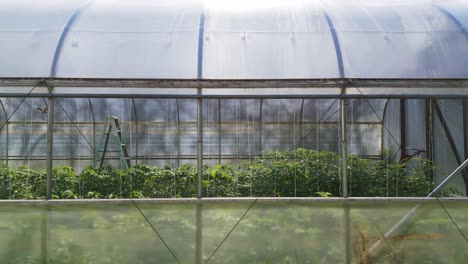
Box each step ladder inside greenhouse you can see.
[93,116,131,169]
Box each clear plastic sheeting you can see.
[0,97,385,169]
[433,99,466,195]
[0,98,47,169]
[323,0,468,78]
[203,0,340,78]
[382,99,402,162]
[1,96,468,196]
[0,199,467,263]
[55,0,203,78]
[0,0,468,79]
[0,0,85,77]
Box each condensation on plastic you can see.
[0,0,467,79]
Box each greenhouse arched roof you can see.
[1,0,467,79]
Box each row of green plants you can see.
[0,149,460,199]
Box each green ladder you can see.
[93,116,131,169]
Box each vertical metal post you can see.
[0,100,8,166]
[380,100,389,160]
[425,99,434,181]
[400,99,406,160]
[46,96,54,200]
[341,91,352,264]
[317,99,322,152]
[5,115,8,166]
[41,208,48,264]
[344,203,352,264]
[340,95,348,197]
[464,99,468,196]
[299,99,305,148]
[197,89,203,198]
[259,99,263,155]
[196,202,203,264]
[88,98,96,165]
[175,98,180,167]
[44,95,54,264]
[218,99,221,164]
[131,98,139,164]
[196,88,203,264]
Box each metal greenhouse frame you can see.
[1,78,468,263]
[2,0,468,263]
[1,78,468,199]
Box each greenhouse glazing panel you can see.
[203,0,341,79]
[323,1,468,78]
[1,95,467,198]
[0,0,86,77]
[1,98,48,170]
[433,99,467,196]
[1,0,468,79]
[54,0,203,79]
[1,199,468,263]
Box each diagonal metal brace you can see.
[364,158,468,262]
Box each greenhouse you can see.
[1,0,468,263]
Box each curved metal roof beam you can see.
[50,1,94,78]
[433,4,468,39]
[197,10,206,79]
[322,11,345,78]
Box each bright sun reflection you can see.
[205,0,307,12]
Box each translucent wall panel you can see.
[201,98,380,162]
[28,98,385,169]
[383,99,402,161]
[347,99,385,158]
[405,99,427,156]
[2,98,47,169]
[200,98,386,198]
[433,99,466,195]
[3,96,465,198]
[0,97,198,171]
[52,98,94,171]
[202,99,221,165]
[1,200,468,263]
[0,98,47,198]
[261,99,303,151]
[300,99,339,153]
[135,99,180,167]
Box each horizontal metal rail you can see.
[0,78,468,98]
[0,154,384,161]
[2,94,468,99]
[0,197,467,206]
[0,78,467,88]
